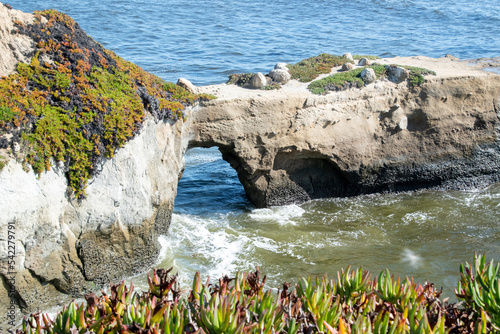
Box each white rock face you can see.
[251,72,267,88]
[274,63,289,71]
[343,53,354,61]
[177,77,197,93]
[361,68,377,84]
[269,69,291,83]
[0,111,193,315]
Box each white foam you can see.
[162,213,254,281]
[185,147,222,165]
[402,211,432,225]
[401,248,422,268]
[249,204,305,225]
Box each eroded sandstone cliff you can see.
[193,57,500,207]
[0,3,198,318]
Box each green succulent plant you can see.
[18,254,498,333]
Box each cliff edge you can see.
[192,56,500,207]
[0,3,208,318]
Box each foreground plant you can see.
[18,254,497,333]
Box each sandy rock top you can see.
[198,56,500,101]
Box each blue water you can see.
[8,0,500,296]
[8,0,500,85]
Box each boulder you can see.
[251,72,267,88]
[358,58,371,66]
[274,63,289,71]
[360,68,376,84]
[386,65,409,84]
[269,69,291,83]
[343,53,354,61]
[177,78,197,94]
[341,62,354,71]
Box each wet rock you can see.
[361,68,376,84]
[269,69,291,83]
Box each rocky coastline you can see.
[1,3,500,319]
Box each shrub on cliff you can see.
[287,53,353,83]
[0,9,214,198]
[18,253,500,333]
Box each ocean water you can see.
[8,0,500,297]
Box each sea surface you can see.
[9,0,500,297]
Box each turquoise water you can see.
[166,148,500,298]
[8,0,500,297]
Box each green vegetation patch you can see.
[308,64,436,94]
[0,10,214,198]
[18,253,500,333]
[352,55,381,60]
[308,65,386,94]
[227,73,255,86]
[401,65,437,87]
[287,53,352,83]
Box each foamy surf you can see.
[248,204,305,225]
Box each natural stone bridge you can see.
[189,57,500,208]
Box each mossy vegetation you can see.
[287,53,352,83]
[308,64,436,94]
[401,65,437,87]
[19,253,500,333]
[308,65,386,94]
[352,55,381,60]
[0,10,214,198]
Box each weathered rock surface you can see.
[0,4,193,318]
[387,65,409,84]
[343,53,354,61]
[341,62,354,71]
[177,77,197,94]
[358,57,372,66]
[0,4,38,77]
[194,56,500,207]
[0,114,192,316]
[274,63,289,71]
[251,72,267,88]
[361,67,376,84]
[269,69,291,83]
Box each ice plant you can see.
[18,254,497,333]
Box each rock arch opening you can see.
[174,147,250,215]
